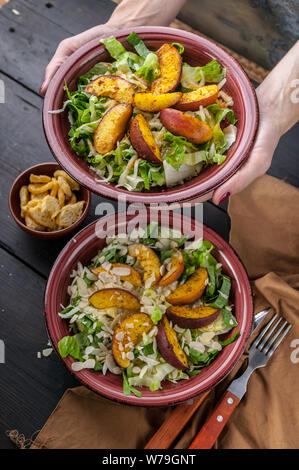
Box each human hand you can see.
[213,41,299,205]
[39,0,186,96]
[212,87,280,205]
[39,24,114,96]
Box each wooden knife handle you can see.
[189,391,240,449]
[145,391,210,449]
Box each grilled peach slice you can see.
[157,316,188,370]
[128,244,161,287]
[133,92,182,112]
[159,249,184,286]
[130,114,162,164]
[151,44,182,94]
[166,267,208,305]
[94,103,133,154]
[85,75,135,104]
[91,263,142,287]
[175,84,219,111]
[112,313,153,368]
[160,108,213,144]
[166,305,220,328]
[89,288,140,311]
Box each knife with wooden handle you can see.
[189,308,271,449]
[145,308,270,449]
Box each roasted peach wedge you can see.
[112,313,154,369]
[133,92,182,112]
[94,103,133,154]
[89,288,140,311]
[151,44,182,94]
[112,313,153,368]
[85,75,135,104]
[157,316,188,370]
[166,267,208,305]
[166,305,220,329]
[130,114,162,164]
[91,263,142,287]
[160,108,213,144]
[175,84,219,111]
[128,243,161,287]
[159,249,184,286]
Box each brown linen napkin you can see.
[30,175,299,449]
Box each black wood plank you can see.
[179,0,296,70]
[0,0,116,92]
[267,124,299,188]
[0,248,79,449]
[24,0,116,36]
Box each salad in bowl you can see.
[59,32,237,192]
[57,223,239,398]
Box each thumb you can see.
[39,41,71,96]
[39,58,65,96]
[212,152,266,205]
[212,124,278,205]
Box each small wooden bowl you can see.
[8,162,91,239]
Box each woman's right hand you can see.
[39,0,187,96]
[39,24,114,96]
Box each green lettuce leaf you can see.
[58,336,82,360]
[113,51,144,73]
[77,62,109,90]
[126,32,160,80]
[207,104,237,152]
[181,60,226,89]
[151,306,164,325]
[219,329,239,346]
[207,275,231,309]
[199,60,226,82]
[162,131,197,170]
[149,380,161,391]
[126,31,152,58]
[189,348,219,366]
[83,273,95,287]
[142,342,154,356]
[135,52,160,82]
[100,36,127,59]
[122,371,142,397]
[222,307,238,328]
[172,42,184,54]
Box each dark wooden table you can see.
[0,0,298,450]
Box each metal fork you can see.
[189,313,292,449]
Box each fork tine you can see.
[263,320,288,354]
[252,313,278,349]
[254,308,271,328]
[258,317,283,351]
[267,323,293,358]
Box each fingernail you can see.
[39,83,45,95]
[218,192,230,205]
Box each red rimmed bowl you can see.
[43,26,259,205]
[44,209,253,406]
[8,162,91,240]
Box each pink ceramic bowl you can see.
[44,210,253,406]
[43,26,259,205]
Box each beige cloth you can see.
[30,175,299,449]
